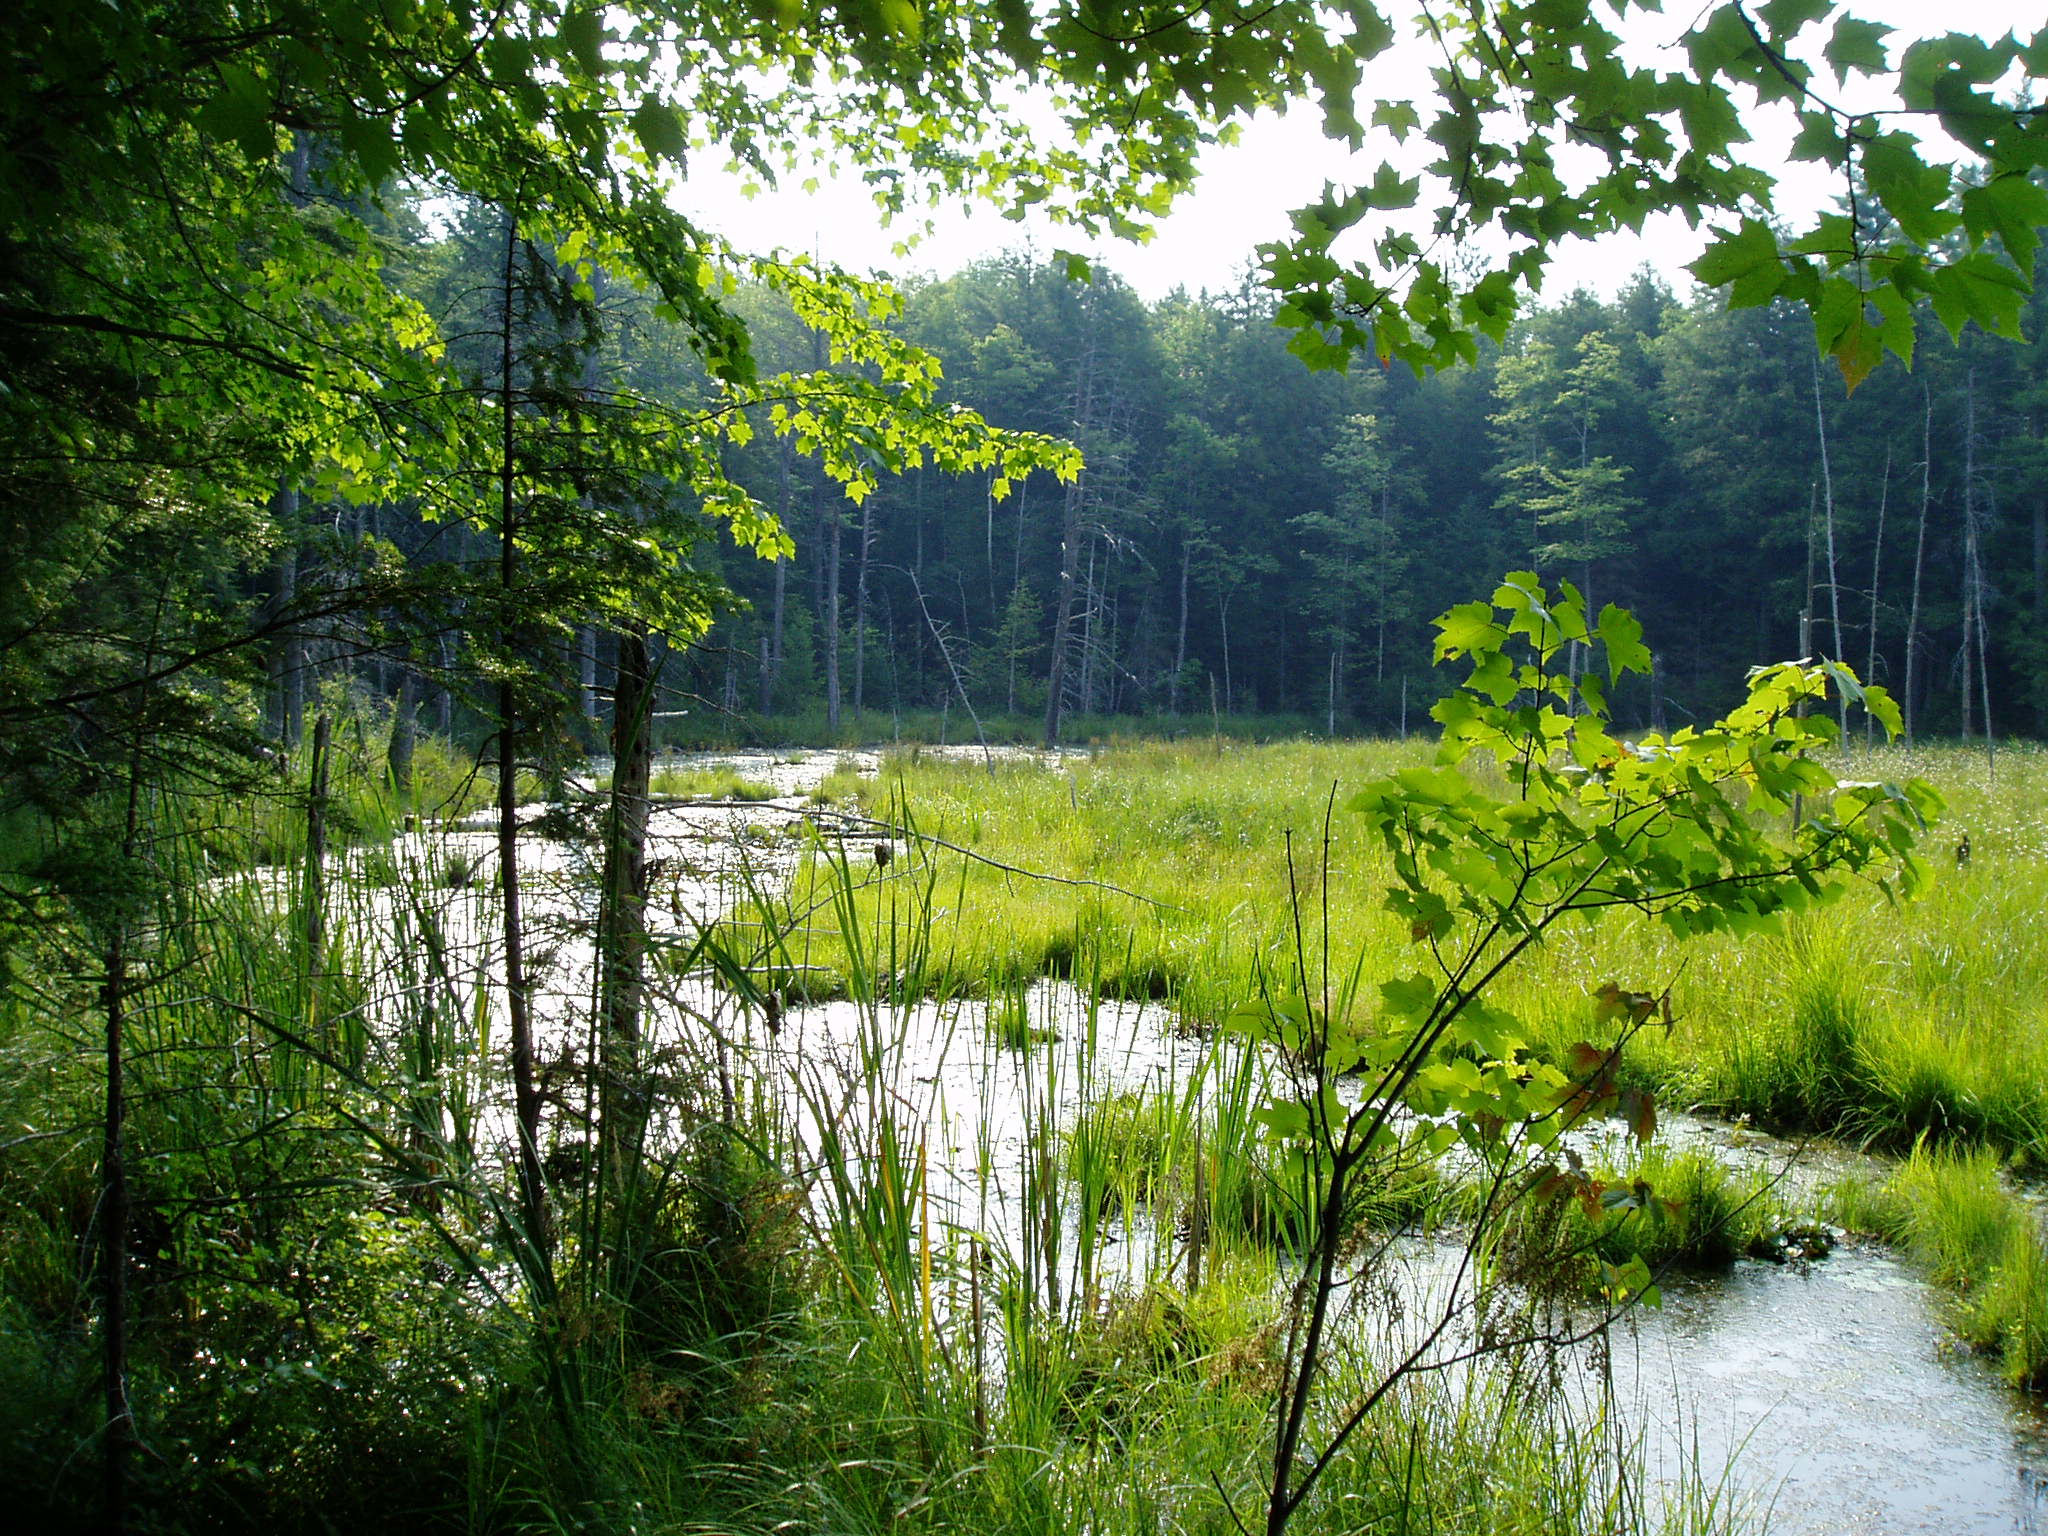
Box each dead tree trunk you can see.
[495,210,548,1267]
[1864,450,1890,747]
[1905,385,1932,746]
[1813,354,1847,739]
[598,619,655,1192]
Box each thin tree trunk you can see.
[1865,450,1890,747]
[388,669,417,804]
[304,711,331,1021]
[1905,385,1932,746]
[853,490,873,718]
[1963,365,1993,766]
[98,717,151,1536]
[760,436,795,714]
[268,503,303,746]
[100,913,131,1536]
[599,620,654,1192]
[821,479,841,733]
[1219,588,1234,716]
[1172,539,1191,716]
[496,211,548,1266]
[1043,477,1084,749]
[1813,356,1847,738]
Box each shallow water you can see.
[1621,1248,2048,1534]
[353,746,2048,1535]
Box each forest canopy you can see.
[3,0,2046,768]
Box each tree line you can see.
[363,232,2048,753]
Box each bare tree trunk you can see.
[1043,477,1085,749]
[1963,366,1994,766]
[1172,539,1191,716]
[304,712,331,1020]
[1813,355,1847,738]
[388,669,417,804]
[760,436,795,714]
[599,620,654,1189]
[267,502,304,746]
[100,913,132,1536]
[435,627,454,737]
[1905,385,1932,746]
[496,210,548,1266]
[854,490,874,719]
[1219,588,1234,716]
[98,721,151,1536]
[1864,450,1890,747]
[1077,537,1099,712]
[821,478,842,733]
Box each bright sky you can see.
[674,1,2030,304]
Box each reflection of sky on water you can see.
[349,746,2048,1536]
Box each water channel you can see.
[386,747,2048,1534]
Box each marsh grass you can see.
[648,764,781,800]
[791,739,2048,1164]
[0,728,1839,1533]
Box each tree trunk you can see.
[760,436,795,714]
[496,210,548,1267]
[854,489,874,718]
[821,477,842,733]
[1864,449,1890,747]
[1905,385,1932,746]
[1043,476,1085,749]
[304,711,331,1020]
[599,620,654,1192]
[100,909,135,1535]
[1963,365,1993,764]
[388,669,417,804]
[1172,539,1191,716]
[1813,355,1847,737]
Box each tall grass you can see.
[791,739,2048,1165]
[0,726,1853,1533]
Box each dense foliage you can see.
[683,253,2048,745]
[3,3,2046,1532]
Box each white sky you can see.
[673,0,2031,303]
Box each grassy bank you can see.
[788,738,2048,1158]
[0,724,1757,1534]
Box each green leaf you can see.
[631,99,688,163]
[1825,16,1894,83]
[1689,219,1782,308]
[1363,162,1421,211]
[558,8,606,75]
[1960,176,2048,270]
[1435,600,1506,661]
[1860,132,1957,246]
[1372,100,1419,142]
[1596,603,1651,682]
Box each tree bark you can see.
[1904,385,1932,746]
[598,619,654,1191]
[496,209,548,1266]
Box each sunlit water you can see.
[345,747,2048,1535]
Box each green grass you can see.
[648,763,782,799]
[780,738,2048,1169]
[11,726,2015,1532]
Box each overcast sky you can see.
[674,1,2027,303]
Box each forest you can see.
[673,249,2048,746]
[93,188,2048,761]
[8,3,2048,1535]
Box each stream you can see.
[375,747,2048,1535]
